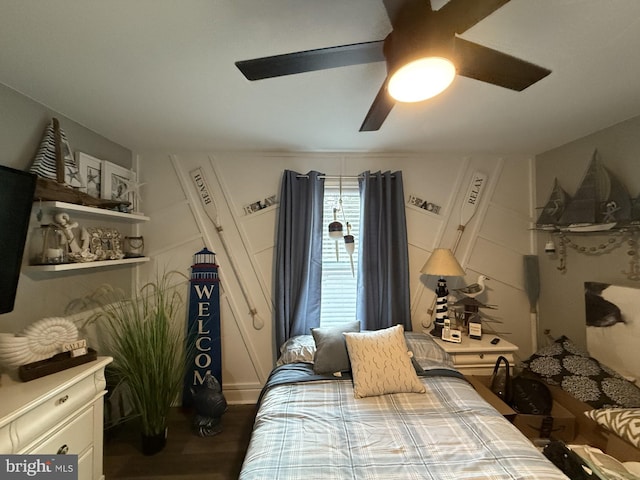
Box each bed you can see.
[240,326,568,479]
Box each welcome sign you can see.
[182,248,221,408]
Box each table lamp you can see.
[421,248,465,337]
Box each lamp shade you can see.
[420,248,465,277]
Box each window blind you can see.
[320,180,360,327]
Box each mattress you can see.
[240,363,568,479]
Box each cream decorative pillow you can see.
[344,324,426,399]
[584,408,640,448]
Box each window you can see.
[320,179,360,327]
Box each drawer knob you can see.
[57,444,69,455]
[479,353,484,359]
[57,395,69,405]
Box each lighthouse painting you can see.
[183,248,221,408]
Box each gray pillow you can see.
[311,321,360,375]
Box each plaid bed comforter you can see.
[240,368,568,479]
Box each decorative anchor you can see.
[52,212,97,262]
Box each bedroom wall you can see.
[535,115,640,352]
[0,83,134,334]
[138,151,538,403]
[0,83,542,402]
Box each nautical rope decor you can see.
[553,229,640,280]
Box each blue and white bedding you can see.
[241,333,568,479]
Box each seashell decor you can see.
[0,317,79,372]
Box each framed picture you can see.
[101,160,135,205]
[87,227,124,261]
[76,152,102,198]
[60,131,83,188]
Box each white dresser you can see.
[0,357,112,480]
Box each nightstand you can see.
[428,333,518,375]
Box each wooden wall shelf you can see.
[25,256,150,272]
[36,201,149,223]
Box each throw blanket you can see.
[257,361,467,406]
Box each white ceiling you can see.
[2,0,640,155]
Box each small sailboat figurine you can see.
[30,118,82,188]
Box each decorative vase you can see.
[140,428,167,456]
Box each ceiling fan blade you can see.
[360,80,395,131]
[236,40,385,81]
[383,0,432,30]
[437,0,510,34]
[453,37,551,91]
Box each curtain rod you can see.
[295,174,395,179]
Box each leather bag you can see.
[511,376,553,416]
[489,355,512,403]
[489,356,555,439]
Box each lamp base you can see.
[430,322,444,338]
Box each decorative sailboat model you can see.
[537,150,632,232]
[536,179,570,230]
[31,118,127,209]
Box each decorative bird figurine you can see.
[191,372,228,437]
[454,275,490,298]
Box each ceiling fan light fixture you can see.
[388,56,455,103]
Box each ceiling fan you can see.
[235,0,551,132]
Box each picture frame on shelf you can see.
[76,152,102,198]
[61,133,83,189]
[101,161,135,207]
[87,227,124,261]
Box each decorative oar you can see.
[523,255,540,351]
[190,167,264,330]
[426,171,488,320]
[454,171,488,253]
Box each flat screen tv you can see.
[0,165,37,314]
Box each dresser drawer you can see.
[29,406,94,455]
[451,352,514,367]
[0,357,111,480]
[78,446,94,480]
[14,372,101,453]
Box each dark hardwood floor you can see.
[104,404,256,479]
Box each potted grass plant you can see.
[90,271,192,455]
